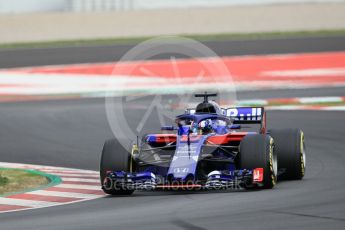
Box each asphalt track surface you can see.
[0,36,345,229]
[1,35,345,68]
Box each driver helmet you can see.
[199,119,214,134]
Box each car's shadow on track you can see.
[100,188,262,198]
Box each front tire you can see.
[100,139,134,195]
[240,134,277,189]
[269,129,306,180]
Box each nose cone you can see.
[168,135,208,180]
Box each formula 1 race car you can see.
[100,93,306,195]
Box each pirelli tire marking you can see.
[269,137,277,186]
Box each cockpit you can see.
[175,92,232,135]
[176,116,230,135]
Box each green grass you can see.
[1,29,345,50]
[0,168,49,196]
[0,172,9,186]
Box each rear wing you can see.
[223,107,266,133]
[223,107,263,124]
[184,106,266,133]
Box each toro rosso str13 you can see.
[100,93,306,195]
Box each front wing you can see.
[102,168,265,191]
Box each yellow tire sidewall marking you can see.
[300,131,305,176]
[130,144,138,173]
[269,137,276,186]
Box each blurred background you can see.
[0,0,345,44]
[0,0,343,13]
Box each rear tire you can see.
[100,139,134,195]
[240,134,277,189]
[269,129,306,180]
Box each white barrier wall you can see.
[0,0,64,13]
[0,0,344,14]
[69,0,134,12]
[132,0,345,10]
[1,2,344,43]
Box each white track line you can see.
[39,170,98,174]
[267,106,304,110]
[46,173,99,178]
[298,96,344,104]
[0,198,58,208]
[27,190,103,199]
[267,105,345,111]
[321,106,345,111]
[61,178,99,183]
[56,184,100,190]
